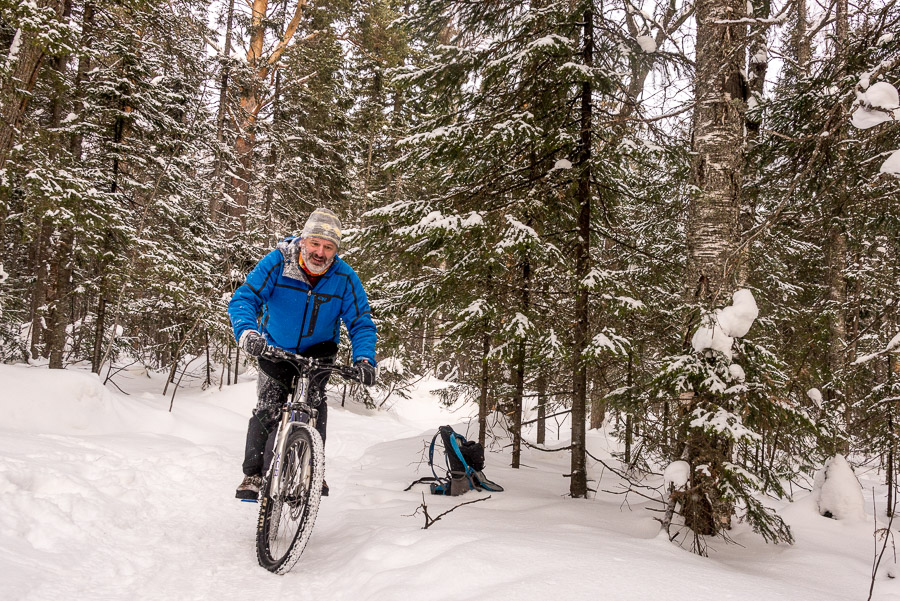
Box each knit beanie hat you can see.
[301,208,342,249]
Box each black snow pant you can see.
[242,341,337,477]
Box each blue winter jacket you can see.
[228,237,377,363]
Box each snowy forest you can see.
[1,0,900,556]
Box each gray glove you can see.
[356,360,376,386]
[239,330,267,357]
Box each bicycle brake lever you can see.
[341,365,361,382]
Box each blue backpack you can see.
[406,425,504,496]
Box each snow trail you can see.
[0,364,896,600]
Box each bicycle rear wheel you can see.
[256,423,324,574]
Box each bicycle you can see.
[253,345,363,574]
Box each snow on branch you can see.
[395,210,483,237]
[850,80,900,176]
[691,289,759,361]
[852,331,900,365]
[485,34,573,70]
[585,329,630,357]
[496,215,540,251]
[689,407,761,443]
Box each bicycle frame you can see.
[268,364,317,499]
[261,346,359,499]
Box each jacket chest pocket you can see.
[305,293,335,337]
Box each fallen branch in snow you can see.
[413,493,491,529]
[102,359,143,394]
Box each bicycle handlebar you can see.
[260,345,362,383]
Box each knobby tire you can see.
[256,423,324,574]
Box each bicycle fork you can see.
[269,374,317,499]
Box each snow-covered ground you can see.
[1,362,898,601]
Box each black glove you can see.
[240,330,267,357]
[356,360,376,386]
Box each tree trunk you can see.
[70,3,93,159]
[536,367,547,445]
[262,70,281,223]
[226,343,232,385]
[47,229,74,368]
[826,224,848,416]
[205,331,212,388]
[44,0,75,369]
[91,295,106,373]
[793,0,811,68]
[624,353,634,465]
[827,0,850,452]
[681,0,747,536]
[511,340,525,468]
[589,370,606,430]
[889,351,899,516]
[0,0,67,171]
[229,0,268,223]
[746,0,769,138]
[510,257,530,469]
[888,394,895,517]
[570,9,593,499]
[478,325,490,447]
[210,0,235,221]
[29,219,52,358]
[738,0,770,286]
[229,0,309,225]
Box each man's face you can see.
[300,236,338,272]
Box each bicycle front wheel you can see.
[256,423,325,574]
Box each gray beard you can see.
[300,245,334,275]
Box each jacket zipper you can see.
[296,289,312,351]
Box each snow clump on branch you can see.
[636,35,657,53]
[664,460,690,489]
[850,80,900,176]
[690,289,759,361]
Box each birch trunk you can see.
[681,0,747,536]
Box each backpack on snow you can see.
[405,425,504,496]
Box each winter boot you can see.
[235,474,262,500]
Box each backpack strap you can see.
[443,428,476,491]
[404,431,450,493]
[428,430,442,481]
[446,430,473,475]
[404,476,443,492]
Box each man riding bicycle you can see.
[228,208,377,500]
